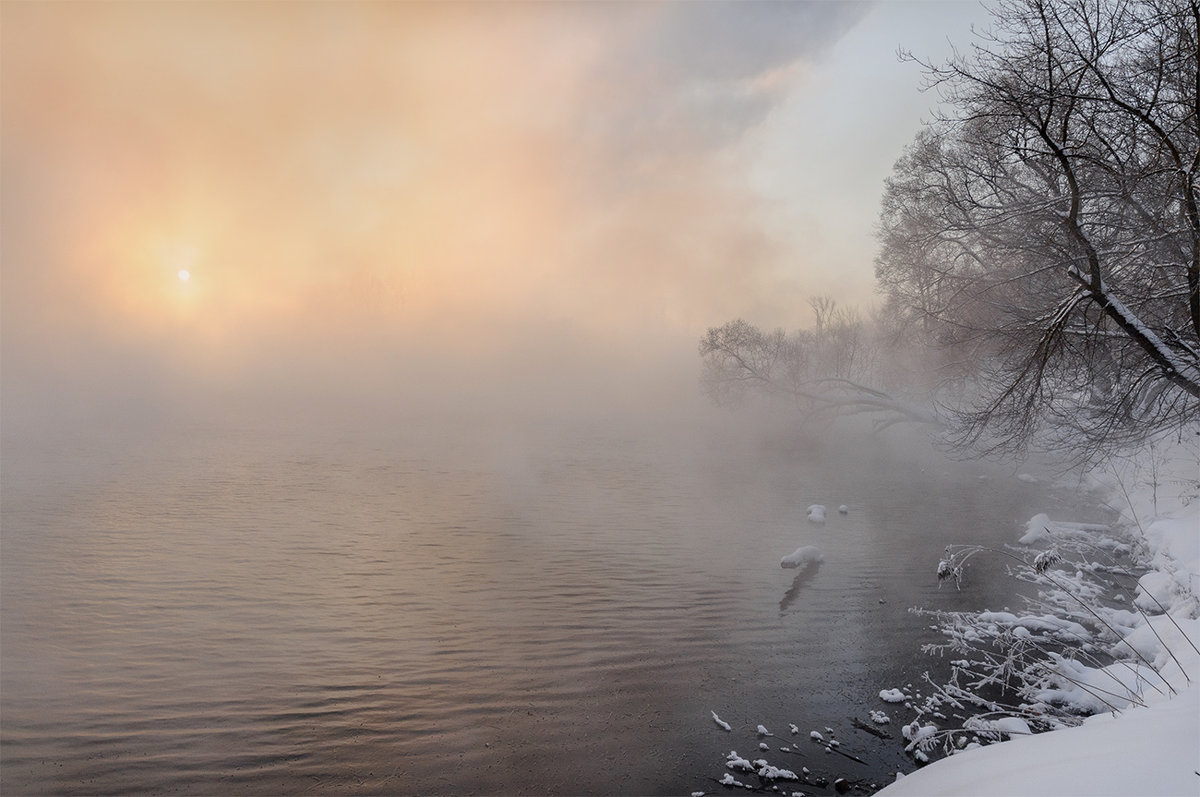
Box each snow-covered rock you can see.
[725,751,754,772]
[780,545,824,569]
[806,505,826,523]
[1019,513,1051,545]
[711,711,731,731]
[879,688,907,703]
[754,761,798,780]
[962,715,1032,741]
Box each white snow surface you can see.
[879,504,1200,797]
[879,673,1198,796]
[780,545,824,569]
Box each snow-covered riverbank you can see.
[878,457,1200,797]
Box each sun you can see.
[178,269,191,281]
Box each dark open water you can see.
[1,412,1101,794]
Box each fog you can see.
[2,1,986,439]
[5,10,1068,795]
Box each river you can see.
[1,410,1100,794]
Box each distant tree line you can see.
[698,300,939,431]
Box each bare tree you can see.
[808,295,838,334]
[877,0,1200,462]
[698,317,940,431]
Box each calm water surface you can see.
[1,414,1100,794]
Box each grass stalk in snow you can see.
[925,619,1149,713]
[938,544,1175,696]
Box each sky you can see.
[1,0,988,429]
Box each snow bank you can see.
[968,610,1091,642]
[878,673,1199,796]
[1018,513,1113,546]
[881,500,1200,797]
[1134,512,1200,617]
[780,545,824,569]
[1033,654,1150,714]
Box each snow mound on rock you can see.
[781,545,824,569]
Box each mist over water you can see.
[3,2,1079,792]
[1,390,1104,795]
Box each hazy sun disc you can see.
[178,269,191,281]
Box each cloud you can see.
[613,1,867,146]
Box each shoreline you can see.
[874,445,1200,796]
